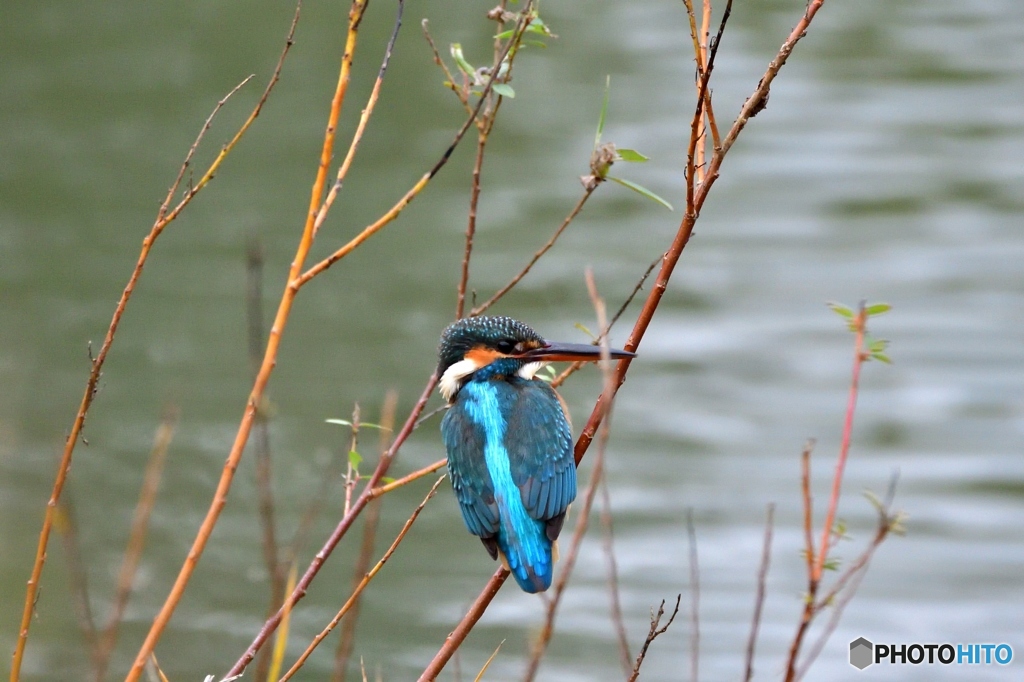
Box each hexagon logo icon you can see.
[850,637,874,670]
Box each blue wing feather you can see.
[441,376,576,592]
[441,403,500,538]
[504,379,577,527]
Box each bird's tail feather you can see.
[497,526,553,593]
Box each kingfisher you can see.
[437,316,634,593]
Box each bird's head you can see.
[436,315,634,402]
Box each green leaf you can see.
[524,39,548,49]
[871,352,892,364]
[326,419,390,431]
[826,302,855,319]
[594,75,610,149]
[573,322,596,339]
[450,43,475,77]
[325,418,352,427]
[607,176,674,211]
[491,83,515,98]
[866,303,892,316]
[616,148,649,162]
[863,490,885,513]
[348,450,362,469]
[380,476,396,485]
[494,29,515,40]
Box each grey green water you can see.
[2,1,1021,680]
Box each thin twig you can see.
[627,595,681,682]
[120,2,340,677]
[279,477,446,682]
[470,187,596,316]
[332,393,398,682]
[413,404,448,430]
[266,563,298,682]
[418,0,833,673]
[312,0,405,240]
[52,495,99,672]
[94,407,179,682]
[225,375,439,679]
[343,404,362,517]
[283,449,345,565]
[686,509,700,682]
[417,569,509,682]
[455,133,488,319]
[680,0,722,163]
[784,301,874,682]
[298,6,533,288]
[9,21,287,672]
[800,439,816,581]
[742,503,775,682]
[369,458,447,498]
[712,0,829,162]
[550,254,660,390]
[813,303,866,583]
[421,19,477,119]
[795,476,901,681]
[247,238,284,682]
[685,0,731,217]
[522,270,616,682]
[600,478,632,678]
[455,6,508,320]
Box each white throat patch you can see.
[439,358,481,402]
[517,361,544,380]
[439,359,546,402]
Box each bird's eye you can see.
[496,339,516,354]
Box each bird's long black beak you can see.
[518,341,636,363]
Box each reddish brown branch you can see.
[812,304,866,583]
[369,458,447,498]
[783,301,883,682]
[416,569,509,682]
[121,1,345,676]
[332,393,398,682]
[523,272,616,682]
[279,477,445,681]
[225,17,541,677]
[9,12,293,668]
[416,0,832,674]
[224,375,438,679]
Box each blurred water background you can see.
[1,0,1021,680]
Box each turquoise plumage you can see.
[436,316,633,593]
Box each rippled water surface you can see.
[2,1,1022,680]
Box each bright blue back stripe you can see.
[462,381,552,590]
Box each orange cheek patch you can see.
[466,346,503,368]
